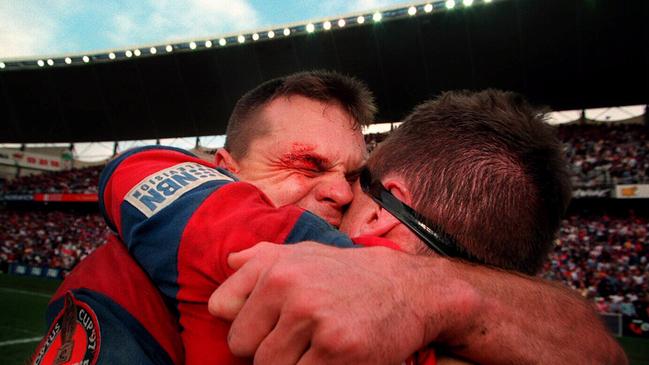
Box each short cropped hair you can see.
[368,90,571,274]
[225,70,376,159]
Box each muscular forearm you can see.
[210,243,627,365]
[408,257,627,365]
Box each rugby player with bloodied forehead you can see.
[37,71,624,365]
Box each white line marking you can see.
[0,337,42,347]
[0,325,39,335]
[0,287,51,298]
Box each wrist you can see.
[406,256,484,348]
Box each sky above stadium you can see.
[0,0,407,59]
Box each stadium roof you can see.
[0,0,647,143]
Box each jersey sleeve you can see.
[32,237,183,365]
[98,146,354,309]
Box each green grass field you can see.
[1,274,648,365]
[0,274,60,365]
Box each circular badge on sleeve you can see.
[32,292,101,365]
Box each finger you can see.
[228,283,282,357]
[228,241,279,270]
[208,259,262,320]
[253,314,312,365]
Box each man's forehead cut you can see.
[278,143,330,171]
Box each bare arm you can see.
[209,242,627,365]
[409,254,627,364]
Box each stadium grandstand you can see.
[2,107,648,332]
[0,0,647,363]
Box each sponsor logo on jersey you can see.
[125,163,233,217]
[33,292,100,365]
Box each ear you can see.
[362,205,400,237]
[360,176,413,237]
[214,148,240,173]
[383,177,415,206]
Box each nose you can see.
[314,173,354,210]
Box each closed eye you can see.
[345,166,365,183]
[281,153,329,174]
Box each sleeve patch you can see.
[124,162,233,218]
[33,292,101,365]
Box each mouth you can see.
[321,212,341,228]
[306,205,342,228]
[325,217,341,228]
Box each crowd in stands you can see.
[363,132,390,153]
[0,210,109,271]
[0,165,102,195]
[559,124,649,188]
[542,214,649,322]
[0,124,647,326]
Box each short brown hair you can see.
[369,90,571,275]
[225,70,376,159]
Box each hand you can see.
[210,242,628,365]
[208,242,434,365]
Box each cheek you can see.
[267,175,315,207]
[340,203,362,235]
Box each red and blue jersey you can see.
[33,236,184,365]
[36,145,435,365]
[98,146,356,364]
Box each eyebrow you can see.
[279,150,330,170]
[345,165,366,179]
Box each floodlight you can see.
[373,12,382,22]
[408,6,417,15]
[219,38,227,46]
[150,47,157,54]
[108,52,116,59]
[46,59,54,66]
[125,50,133,57]
[323,21,331,30]
[252,33,259,41]
[165,45,173,52]
[424,3,433,12]
[463,0,473,6]
[134,49,141,56]
[283,28,291,36]
[446,0,456,9]
[189,42,197,49]
[338,19,346,27]
[268,30,275,38]
[0,62,5,69]
[357,16,365,24]
[82,56,90,63]
[237,35,245,43]
[37,60,45,67]
[306,23,315,33]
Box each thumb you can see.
[208,258,261,320]
[227,241,278,270]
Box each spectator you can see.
[1,165,103,195]
[0,210,109,273]
[541,214,648,322]
[559,124,649,188]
